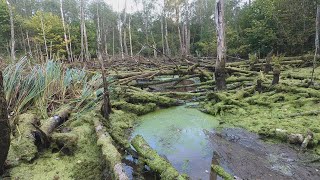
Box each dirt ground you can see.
[206,128,320,180]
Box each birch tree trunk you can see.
[164,7,170,56]
[84,22,90,61]
[129,15,133,57]
[60,0,71,62]
[6,0,15,62]
[123,0,128,56]
[0,71,10,174]
[312,5,320,83]
[214,0,227,90]
[80,0,85,61]
[119,14,124,60]
[112,27,115,57]
[161,13,165,55]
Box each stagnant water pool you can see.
[131,105,220,179]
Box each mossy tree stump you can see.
[0,71,10,174]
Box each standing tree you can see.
[6,0,15,61]
[312,4,320,84]
[214,0,227,90]
[60,0,71,61]
[0,71,10,174]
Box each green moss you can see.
[131,135,188,180]
[112,100,157,115]
[126,91,180,107]
[9,113,38,163]
[108,110,137,149]
[202,82,320,150]
[211,165,233,180]
[9,113,104,180]
[51,132,78,155]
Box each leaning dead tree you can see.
[214,0,227,90]
[0,71,10,174]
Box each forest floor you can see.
[2,55,320,179]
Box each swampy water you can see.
[131,105,219,179]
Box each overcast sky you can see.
[105,0,250,13]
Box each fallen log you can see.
[211,165,233,180]
[131,135,188,180]
[40,106,72,136]
[94,119,129,180]
[10,114,41,162]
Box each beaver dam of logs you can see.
[2,55,320,179]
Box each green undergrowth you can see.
[202,84,320,154]
[8,112,105,180]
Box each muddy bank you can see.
[206,128,320,180]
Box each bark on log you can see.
[131,135,188,179]
[40,106,72,136]
[94,119,129,180]
[0,71,10,174]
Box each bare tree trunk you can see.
[123,0,128,56]
[40,12,48,60]
[312,5,320,83]
[26,30,32,57]
[20,27,27,55]
[161,13,165,55]
[60,0,71,62]
[214,0,227,90]
[67,25,73,61]
[119,14,124,59]
[6,0,15,62]
[0,71,10,174]
[80,0,85,61]
[112,27,115,57]
[129,15,133,57]
[104,28,109,59]
[176,7,183,56]
[96,2,101,55]
[164,5,170,56]
[185,0,190,55]
[84,23,90,61]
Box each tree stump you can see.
[272,65,280,85]
[0,71,10,174]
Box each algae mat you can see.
[131,105,219,179]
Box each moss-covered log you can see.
[10,113,40,162]
[108,110,137,149]
[125,91,183,107]
[112,101,157,115]
[0,71,10,173]
[131,135,188,180]
[211,165,233,180]
[41,106,72,136]
[94,119,129,180]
